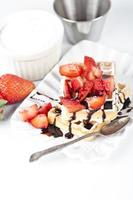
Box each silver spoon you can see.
[29,116,130,162]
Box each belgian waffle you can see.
[48,62,130,138]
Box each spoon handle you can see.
[29,131,98,162]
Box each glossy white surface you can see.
[0,1,133,200]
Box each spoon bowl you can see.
[101,116,130,135]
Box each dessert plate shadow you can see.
[10,40,133,162]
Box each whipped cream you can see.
[0,10,63,58]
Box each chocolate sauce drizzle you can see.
[83,110,96,130]
[36,92,58,101]
[115,90,127,111]
[54,107,62,114]
[65,113,76,139]
[41,107,63,138]
[118,95,123,104]
[118,97,132,115]
[53,108,62,127]
[122,97,131,109]
[127,107,133,113]
[81,101,88,109]
[30,93,46,103]
[117,91,126,106]
[85,123,93,130]
[104,101,113,110]
[30,91,59,104]
[118,111,122,115]
[74,121,81,125]
[102,109,106,122]
[117,91,126,105]
[87,110,96,121]
[41,125,63,138]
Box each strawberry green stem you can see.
[0,99,8,120]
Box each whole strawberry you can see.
[0,74,35,104]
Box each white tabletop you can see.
[0,0,133,200]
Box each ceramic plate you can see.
[10,40,133,162]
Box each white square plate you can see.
[10,40,133,162]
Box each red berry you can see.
[63,80,72,98]
[71,77,83,92]
[78,89,89,102]
[84,56,96,70]
[93,79,104,90]
[83,57,95,79]
[86,95,106,110]
[30,114,48,129]
[92,78,105,96]
[92,67,102,78]
[86,71,96,80]
[19,104,38,122]
[0,74,35,104]
[83,56,102,81]
[60,97,85,113]
[103,77,115,95]
[84,80,94,90]
[59,64,83,77]
[38,103,52,115]
[78,80,93,101]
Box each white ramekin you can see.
[0,10,64,80]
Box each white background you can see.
[0,0,133,200]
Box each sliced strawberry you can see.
[60,97,85,113]
[38,103,52,115]
[71,77,83,92]
[78,80,93,101]
[103,76,115,95]
[19,110,29,122]
[85,66,102,80]
[84,56,96,70]
[19,104,38,122]
[59,64,83,78]
[93,79,104,91]
[92,67,102,78]
[92,78,105,96]
[82,57,96,79]
[30,114,48,129]
[86,71,96,80]
[78,89,89,102]
[86,95,106,110]
[84,80,94,90]
[63,80,71,98]
[83,57,102,80]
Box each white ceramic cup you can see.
[0,10,64,80]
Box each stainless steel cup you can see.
[53,0,111,44]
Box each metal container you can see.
[53,0,111,44]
